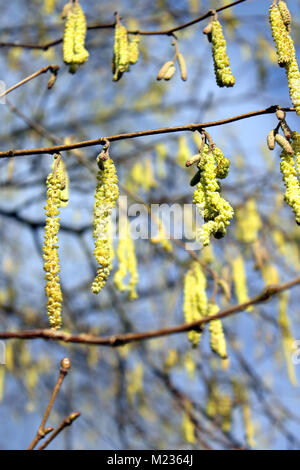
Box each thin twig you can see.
[37,412,81,450]
[0,105,295,159]
[27,358,71,450]
[0,65,59,99]
[2,276,300,348]
[0,0,249,50]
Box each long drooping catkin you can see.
[114,221,138,300]
[63,2,89,72]
[43,165,63,329]
[210,19,235,87]
[92,158,119,294]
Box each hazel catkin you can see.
[63,2,89,72]
[210,19,235,87]
[92,158,119,294]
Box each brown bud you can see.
[157,61,174,81]
[275,134,294,154]
[163,64,176,81]
[203,23,213,42]
[186,153,201,167]
[177,53,187,81]
[61,357,71,370]
[280,120,292,140]
[267,130,276,150]
[47,73,57,90]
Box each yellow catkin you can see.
[278,292,298,386]
[52,154,69,207]
[211,19,235,87]
[208,302,227,360]
[129,35,140,64]
[278,1,291,31]
[243,404,256,448]
[114,221,138,300]
[151,220,173,252]
[127,363,143,403]
[63,2,89,71]
[236,199,262,243]
[177,53,187,81]
[292,131,300,176]
[184,351,196,379]
[183,262,207,346]
[280,149,300,224]
[113,23,133,81]
[43,166,63,329]
[44,0,57,15]
[182,403,196,444]
[261,262,280,285]
[269,3,292,67]
[232,255,252,311]
[218,394,232,432]
[92,159,119,294]
[177,135,191,166]
[193,145,234,246]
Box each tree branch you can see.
[1,276,300,348]
[0,0,248,50]
[0,105,295,159]
[0,65,59,100]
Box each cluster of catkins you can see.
[190,136,234,246]
[183,262,227,359]
[267,109,300,224]
[269,1,300,115]
[62,1,89,73]
[43,154,69,329]
[157,41,187,82]
[203,16,235,87]
[112,20,140,81]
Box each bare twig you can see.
[0,0,248,50]
[2,276,300,348]
[0,105,295,159]
[27,358,71,450]
[37,412,81,450]
[0,65,59,99]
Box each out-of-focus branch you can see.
[2,276,300,347]
[0,105,295,158]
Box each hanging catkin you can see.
[269,3,292,66]
[43,159,64,329]
[208,302,227,360]
[114,220,139,300]
[210,19,235,87]
[269,1,300,115]
[193,144,234,246]
[63,2,89,72]
[92,158,119,294]
[280,147,300,225]
[183,262,207,347]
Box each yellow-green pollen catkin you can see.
[43,168,63,329]
[236,199,262,244]
[193,145,234,246]
[292,131,300,175]
[211,19,235,87]
[63,2,89,71]
[278,292,298,386]
[112,23,138,81]
[183,262,207,347]
[280,147,300,224]
[114,221,138,300]
[51,154,69,207]
[232,255,252,310]
[208,302,227,360]
[129,35,140,64]
[278,1,291,31]
[269,3,292,67]
[92,158,119,294]
[151,220,173,252]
